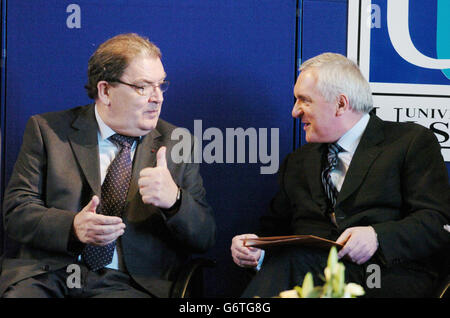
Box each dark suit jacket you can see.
[0,104,216,297]
[260,115,450,277]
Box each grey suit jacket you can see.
[0,104,216,297]
[260,115,450,274]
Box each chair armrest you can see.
[435,274,450,298]
[170,258,216,298]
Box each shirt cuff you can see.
[255,250,265,271]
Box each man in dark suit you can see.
[0,33,216,297]
[231,53,450,297]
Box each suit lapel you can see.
[127,128,162,201]
[68,104,101,196]
[303,143,329,212]
[337,115,384,205]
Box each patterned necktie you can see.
[321,142,344,209]
[82,134,137,271]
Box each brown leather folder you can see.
[243,235,344,249]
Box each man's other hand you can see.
[336,226,379,265]
[231,234,262,268]
[73,195,126,246]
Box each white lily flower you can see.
[279,289,300,298]
[343,283,365,298]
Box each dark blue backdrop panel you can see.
[0,0,5,256]
[3,0,297,297]
[301,0,348,62]
[299,0,348,146]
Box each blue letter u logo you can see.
[437,0,450,79]
[387,0,450,80]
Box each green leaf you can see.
[302,272,314,297]
[327,247,338,274]
[308,286,323,298]
[332,263,346,297]
[294,286,303,297]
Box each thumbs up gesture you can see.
[138,146,179,209]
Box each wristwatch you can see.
[162,186,182,214]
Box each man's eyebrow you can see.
[138,73,167,84]
[296,94,312,102]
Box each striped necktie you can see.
[321,142,344,223]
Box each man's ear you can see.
[97,81,111,106]
[336,94,350,116]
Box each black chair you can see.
[170,258,216,298]
[434,274,449,298]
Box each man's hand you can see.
[138,146,179,209]
[73,195,126,246]
[231,234,262,268]
[336,226,379,265]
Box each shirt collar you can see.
[336,113,370,154]
[94,104,117,141]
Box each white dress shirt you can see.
[331,113,370,191]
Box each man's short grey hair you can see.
[299,53,373,113]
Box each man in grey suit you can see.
[231,53,450,297]
[0,33,216,297]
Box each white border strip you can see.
[347,0,360,63]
